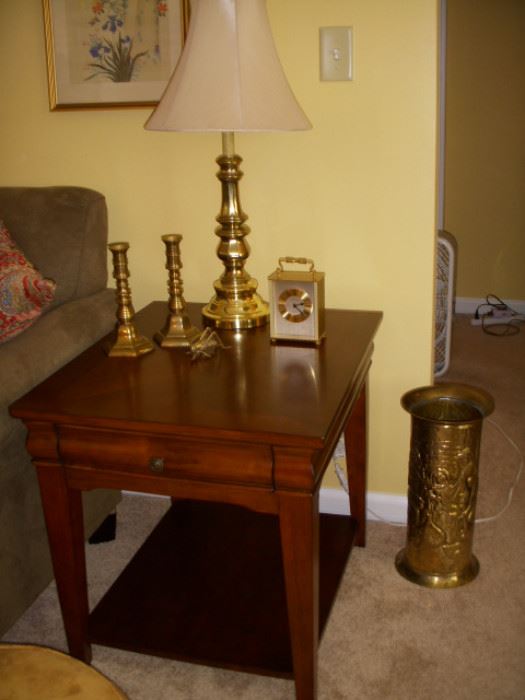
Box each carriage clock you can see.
[268,257,326,344]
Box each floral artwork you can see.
[44,0,187,109]
[84,1,170,84]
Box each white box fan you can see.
[434,230,457,377]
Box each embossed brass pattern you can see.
[155,234,201,348]
[106,242,154,357]
[396,383,494,588]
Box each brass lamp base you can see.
[203,132,269,330]
[202,281,269,330]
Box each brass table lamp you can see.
[145,0,311,330]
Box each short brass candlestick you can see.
[106,242,154,357]
[155,234,200,348]
[202,132,269,330]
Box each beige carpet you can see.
[2,315,524,699]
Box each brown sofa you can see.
[0,187,121,636]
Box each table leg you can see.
[36,462,91,662]
[344,381,367,547]
[279,491,319,700]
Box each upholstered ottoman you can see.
[0,644,127,699]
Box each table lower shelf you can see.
[88,500,356,678]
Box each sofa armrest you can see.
[0,187,109,308]
[0,289,115,449]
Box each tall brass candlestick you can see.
[106,242,154,357]
[155,234,200,348]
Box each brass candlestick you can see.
[106,242,154,357]
[155,234,200,348]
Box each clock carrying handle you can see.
[278,257,315,272]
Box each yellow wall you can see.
[0,0,439,495]
[445,0,525,300]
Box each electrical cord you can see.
[334,417,523,527]
[474,294,524,337]
[475,417,524,524]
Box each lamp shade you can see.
[145,0,311,132]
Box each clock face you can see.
[277,288,313,323]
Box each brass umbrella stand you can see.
[396,383,494,589]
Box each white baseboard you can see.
[320,488,407,524]
[123,488,408,525]
[455,296,525,315]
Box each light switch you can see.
[319,27,353,81]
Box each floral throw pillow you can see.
[0,220,56,344]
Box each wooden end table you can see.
[10,302,382,700]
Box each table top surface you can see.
[11,302,382,448]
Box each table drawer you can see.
[58,426,273,487]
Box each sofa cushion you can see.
[0,222,56,345]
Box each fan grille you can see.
[434,232,456,376]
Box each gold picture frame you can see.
[43,0,190,110]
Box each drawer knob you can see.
[149,456,165,473]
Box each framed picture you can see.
[43,0,190,110]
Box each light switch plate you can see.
[319,27,353,81]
